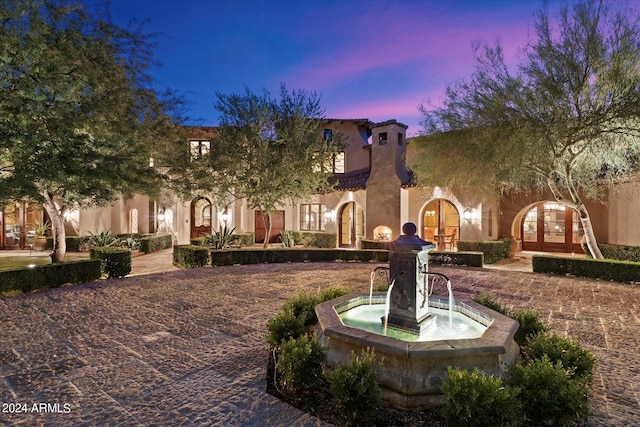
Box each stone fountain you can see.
[315,223,520,408]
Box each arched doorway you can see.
[1,200,42,250]
[339,202,364,248]
[422,199,460,249]
[190,197,212,239]
[521,201,584,253]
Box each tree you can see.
[417,0,640,259]
[0,0,183,262]
[196,85,343,247]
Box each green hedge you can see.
[587,243,640,263]
[283,231,336,248]
[89,247,132,278]
[173,245,210,268]
[456,240,511,264]
[0,260,102,294]
[139,233,173,254]
[234,232,255,247]
[533,255,640,283]
[361,239,391,250]
[190,237,207,246]
[429,251,484,268]
[210,249,389,266]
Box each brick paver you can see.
[0,262,638,426]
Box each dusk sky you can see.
[104,0,553,136]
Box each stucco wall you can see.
[607,180,640,245]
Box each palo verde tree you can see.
[201,85,343,247]
[416,0,640,259]
[0,0,183,262]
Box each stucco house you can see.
[2,118,639,254]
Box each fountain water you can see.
[315,222,520,408]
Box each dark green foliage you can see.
[360,239,391,250]
[282,291,322,328]
[0,260,102,294]
[441,367,523,427]
[327,348,382,426]
[65,236,85,252]
[506,355,589,427]
[533,255,640,284]
[525,332,596,383]
[457,240,511,264]
[266,310,307,346]
[172,245,209,268]
[276,335,326,394]
[318,287,350,302]
[472,292,510,315]
[190,237,208,246]
[139,234,173,254]
[428,251,484,267]
[292,231,336,248]
[86,230,120,247]
[279,230,295,247]
[89,247,131,278]
[210,249,389,266]
[587,243,640,262]
[233,232,255,247]
[512,309,549,346]
[205,225,237,250]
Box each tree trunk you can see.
[262,211,272,249]
[42,193,66,263]
[576,204,603,259]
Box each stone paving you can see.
[0,261,638,426]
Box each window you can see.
[300,204,326,231]
[333,152,345,173]
[379,132,387,145]
[398,132,403,146]
[324,129,333,142]
[190,140,210,160]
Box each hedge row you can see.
[429,251,484,268]
[360,240,391,250]
[456,239,511,264]
[139,233,172,254]
[89,247,132,278]
[190,232,256,247]
[173,245,209,268]
[0,260,102,294]
[282,231,336,248]
[533,255,640,283]
[209,248,389,266]
[587,243,640,263]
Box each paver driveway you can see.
[0,263,638,426]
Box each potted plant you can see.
[31,220,51,252]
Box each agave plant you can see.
[86,229,120,247]
[206,224,236,250]
[280,230,295,247]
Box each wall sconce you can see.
[324,209,334,222]
[463,208,479,225]
[219,208,230,226]
[157,208,166,223]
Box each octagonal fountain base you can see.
[315,293,520,409]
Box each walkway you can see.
[0,254,638,425]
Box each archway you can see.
[190,197,212,239]
[339,202,364,248]
[421,198,459,249]
[521,201,584,253]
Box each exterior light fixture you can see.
[324,209,333,221]
[157,208,166,223]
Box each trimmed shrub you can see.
[173,245,209,268]
[210,248,389,266]
[472,292,510,315]
[282,291,322,328]
[287,231,336,248]
[276,335,326,394]
[139,233,172,253]
[190,237,207,246]
[525,332,596,383]
[318,287,350,302]
[587,242,640,262]
[65,236,85,252]
[441,367,523,427]
[233,232,255,247]
[532,255,640,284]
[506,355,589,427]
[0,260,102,294]
[512,308,549,346]
[429,251,484,267]
[457,239,511,264]
[327,348,382,426]
[266,310,307,347]
[360,239,391,250]
[90,247,131,278]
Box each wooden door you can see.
[255,210,285,244]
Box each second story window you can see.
[333,151,345,173]
[324,129,333,142]
[190,140,210,160]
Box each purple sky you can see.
[104,0,548,136]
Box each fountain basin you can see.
[315,293,520,409]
